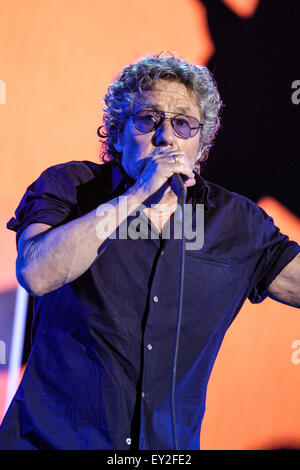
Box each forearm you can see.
[268,253,300,308]
[17,187,144,296]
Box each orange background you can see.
[0,0,299,449]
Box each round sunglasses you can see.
[130,109,203,139]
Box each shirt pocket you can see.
[186,252,232,266]
[184,252,234,299]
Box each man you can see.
[0,54,299,450]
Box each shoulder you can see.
[35,160,128,213]
[34,160,122,196]
[203,178,281,247]
[205,178,267,219]
[39,160,104,183]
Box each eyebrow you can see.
[138,103,193,115]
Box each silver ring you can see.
[173,155,180,163]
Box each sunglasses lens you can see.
[172,115,191,138]
[172,115,200,138]
[133,111,160,133]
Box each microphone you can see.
[170,172,186,450]
[171,174,187,206]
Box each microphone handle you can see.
[171,174,186,206]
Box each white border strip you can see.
[4,284,29,413]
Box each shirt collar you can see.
[109,162,135,194]
[187,172,216,209]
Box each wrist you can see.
[125,183,148,208]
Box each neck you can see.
[143,189,178,232]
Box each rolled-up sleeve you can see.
[7,161,95,246]
[248,206,300,303]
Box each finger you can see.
[150,160,194,185]
[157,152,192,173]
[154,149,186,160]
[146,150,195,181]
[168,151,193,170]
[173,159,195,177]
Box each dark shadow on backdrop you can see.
[200,0,300,217]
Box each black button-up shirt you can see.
[0,161,299,450]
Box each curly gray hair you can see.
[98,53,222,173]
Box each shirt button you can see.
[161,250,164,255]
[141,391,145,398]
[147,344,153,351]
[153,296,159,303]
[126,437,131,445]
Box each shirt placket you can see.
[138,239,170,449]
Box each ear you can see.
[195,145,205,164]
[198,152,208,163]
[193,145,208,174]
[113,130,123,153]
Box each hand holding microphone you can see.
[131,148,195,205]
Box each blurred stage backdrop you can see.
[0,0,299,449]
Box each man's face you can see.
[115,79,202,180]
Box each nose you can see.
[152,118,174,147]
